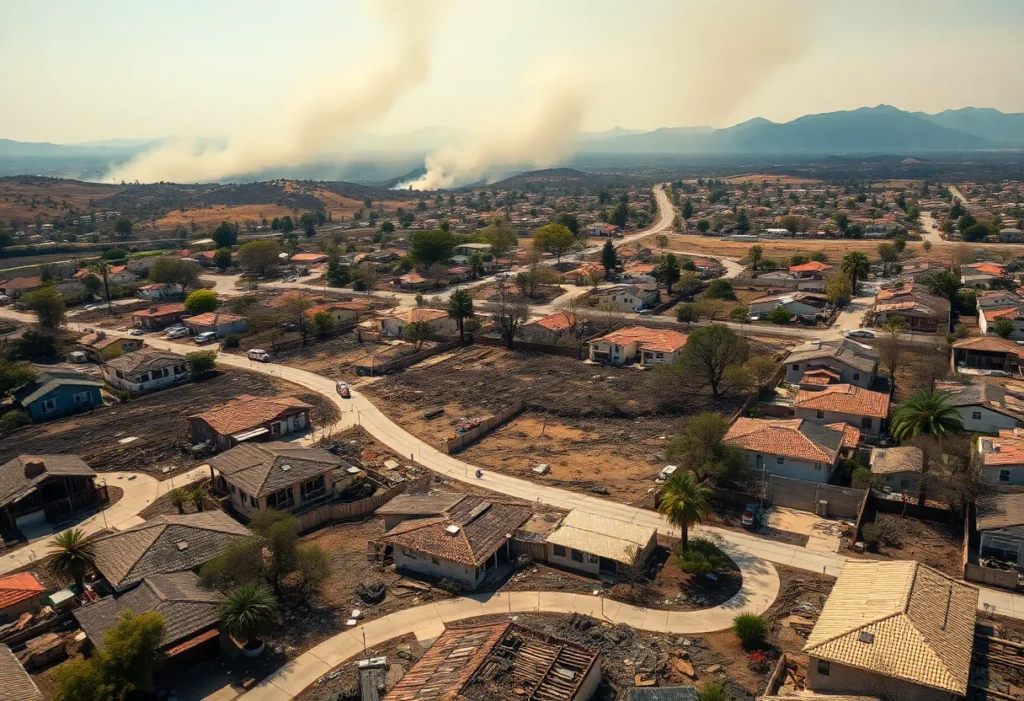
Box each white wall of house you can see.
[785,359,874,388]
[980,463,1024,487]
[807,657,956,701]
[588,340,639,365]
[547,543,602,575]
[952,405,1022,434]
[639,348,681,367]
[394,548,480,590]
[102,362,189,393]
[794,407,882,437]
[740,449,835,483]
[877,470,920,494]
[749,300,818,316]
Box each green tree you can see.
[325,259,350,287]
[311,311,335,339]
[824,272,853,305]
[481,216,517,258]
[186,351,216,376]
[675,303,698,324]
[81,272,104,298]
[747,245,763,275]
[101,247,129,261]
[995,318,1017,339]
[279,293,314,346]
[665,412,749,485]
[554,212,579,237]
[533,223,575,263]
[169,488,188,515]
[405,319,432,350]
[704,279,736,301]
[281,216,295,234]
[410,229,456,266]
[609,201,629,227]
[114,217,134,239]
[213,247,232,271]
[380,221,395,235]
[0,360,37,395]
[840,251,870,291]
[890,389,964,441]
[48,528,95,590]
[682,198,694,219]
[221,582,276,650]
[656,470,712,551]
[601,240,619,274]
[447,288,474,344]
[184,289,219,314]
[151,257,201,290]
[696,219,710,233]
[212,221,239,248]
[957,213,977,232]
[735,209,751,233]
[655,253,682,294]
[23,286,66,332]
[299,212,317,237]
[676,324,749,398]
[877,242,899,276]
[238,240,281,277]
[962,223,991,242]
[922,269,960,332]
[767,305,793,324]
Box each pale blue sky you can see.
[2,0,1023,143]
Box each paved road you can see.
[920,210,945,248]
[949,185,969,206]
[243,560,779,701]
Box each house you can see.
[131,303,189,330]
[188,394,313,452]
[788,261,834,279]
[380,496,533,591]
[76,265,135,285]
[138,282,183,301]
[90,511,251,592]
[0,573,46,625]
[382,621,601,701]
[101,349,190,394]
[748,292,827,318]
[793,384,891,437]
[0,644,42,701]
[305,302,360,327]
[375,493,469,531]
[12,371,105,421]
[935,380,1024,434]
[803,560,976,701]
[869,446,923,494]
[784,338,879,389]
[952,336,1024,375]
[543,510,657,577]
[587,326,687,366]
[454,242,492,256]
[899,259,947,282]
[378,307,458,339]
[978,429,1024,486]
[0,455,103,531]
[392,272,432,292]
[979,305,1024,339]
[1000,227,1024,243]
[289,252,328,265]
[183,312,247,338]
[592,283,659,312]
[976,491,1024,568]
[0,276,43,298]
[588,222,620,237]
[873,283,950,331]
[520,312,582,346]
[74,572,225,661]
[78,330,143,362]
[209,442,358,516]
[723,418,844,483]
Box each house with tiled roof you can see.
[935,380,1024,434]
[952,336,1024,375]
[392,271,432,292]
[0,644,42,701]
[0,276,43,298]
[131,302,189,330]
[785,339,879,389]
[137,282,183,301]
[804,560,977,700]
[187,394,313,451]
[588,326,687,366]
[183,311,247,338]
[209,442,358,516]
[978,428,1024,486]
[378,307,458,339]
[78,330,143,362]
[0,573,46,625]
[788,260,834,279]
[544,510,656,577]
[723,418,846,483]
[91,511,250,592]
[869,446,923,494]
[102,348,190,394]
[304,301,361,327]
[520,312,583,346]
[590,282,659,312]
[793,384,891,437]
[873,282,950,331]
[381,496,533,591]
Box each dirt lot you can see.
[854,512,963,577]
[0,370,338,478]
[262,330,402,380]
[863,338,951,402]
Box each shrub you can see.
[169,488,188,514]
[187,351,217,376]
[861,515,904,551]
[704,279,736,300]
[677,538,730,575]
[733,613,768,649]
[748,650,771,674]
[697,681,727,701]
[184,289,219,314]
[0,410,30,432]
[437,578,461,596]
[767,306,793,324]
[223,334,241,349]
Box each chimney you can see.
[23,460,45,478]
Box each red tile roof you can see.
[983,429,1024,466]
[290,253,328,263]
[794,384,891,419]
[0,573,45,610]
[724,418,841,464]
[825,422,861,450]
[184,312,245,327]
[533,312,576,333]
[133,303,187,318]
[590,326,688,354]
[190,394,311,436]
[952,336,1024,358]
[789,261,834,273]
[390,308,448,324]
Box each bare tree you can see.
[879,315,907,392]
[618,546,652,605]
[553,295,590,358]
[492,289,530,348]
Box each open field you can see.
[853,512,963,577]
[720,173,824,185]
[0,177,123,224]
[0,370,337,477]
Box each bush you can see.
[223,334,241,349]
[184,289,219,314]
[697,681,728,701]
[767,306,793,324]
[187,351,217,376]
[733,613,768,649]
[705,279,736,300]
[295,545,330,595]
[748,650,771,674]
[437,578,461,596]
[860,515,904,551]
[0,410,29,432]
[677,538,730,574]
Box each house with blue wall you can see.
[12,371,105,421]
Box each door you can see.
[599,558,617,576]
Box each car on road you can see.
[84,303,101,311]
[741,502,764,528]
[844,329,876,339]
[335,381,351,398]
[248,349,271,363]
[128,328,145,336]
[194,331,219,345]
[166,327,190,339]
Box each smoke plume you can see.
[105,0,439,183]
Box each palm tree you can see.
[91,259,112,314]
[890,388,964,441]
[446,288,474,345]
[656,471,712,552]
[48,528,95,591]
[840,251,870,293]
[221,582,277,651]
[922,268,960,332]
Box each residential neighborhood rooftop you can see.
[724,418,844,464]
[189,394,312,437]
[0,643,43,701]
[208,442,345,499]
[976,491,1024,534]
[785,338,879,374]
[0,455,95,509]
[103,348,187,374]
[590,326,688,354]
[794,384,891,419]
[869,446,924,475]
[0,573,45,611]
[545,510,657,565]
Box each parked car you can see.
[84,303,101,311]
[166,327,190,339]
[336,381,351,398]
[741,502,764,528]
[128,328,145,336]
[844,329,876,339]
[194,331,219,345]
[248,349,271,362]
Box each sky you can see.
[1,0,1023,184]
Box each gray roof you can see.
[870,446,924,476]
[104,348,187,375]
[74,572,223,649]
[786,338,879,374]
[936,381,1024,421]
[976,491,1024,535]
[12,371,104,406]
[375,494,467,517]
[627,689,698,701]
[0,645,42,701]
[91,511,250,590]
[0,455,95,508]
[208,442,345,499]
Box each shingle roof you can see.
[976,491,1024,534]
[91,511,250,590]
[589,326,688,354]
[74,572,224,648]
[544,510,656,565]
[208,442,344,498]
[794,384,891,419]
[104,348,187,374]
[389,308,448,323]
[724,418,843,464]
[0,455,96,508]
[375,494,467,517]
[0,573,45,611]
[382,497,532,567]
[190,394,312,436]
[12,372,104,407]
[870,446,924,476]
[804,561,977,696]
[0,644,42,701]
[78,332,130,350]
[786,338,878,374]
[935,381,1024,421]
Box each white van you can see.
[248,349,271,362]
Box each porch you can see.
[1,477,108,532]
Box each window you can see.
[553,545,566,558]
[982,537,1020,564]
[814,463,822,471]
[972,411,982,420]
[588,554,599,563]
[792,364,800,371]
[41,398,58,414]
[900,478,911,489]
[72,391,91,404]
[816,410,825,419]
[267,487,294,509]
[270,421,283,435]
[1000,469,1011,483]
[249,494,257,507]
[817,660,830,676]
[776,456,785,465]
[301,475,326,501]
[852,373,860,381]
[861,417,873,429]
[570,549,584,563]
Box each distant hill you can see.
[915,107,1024,146]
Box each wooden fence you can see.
[442,401,527,454]
[295,475,432,533]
